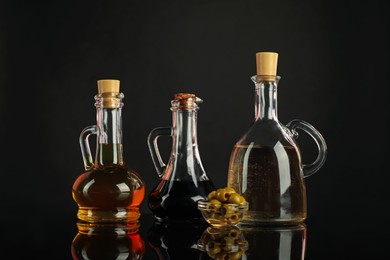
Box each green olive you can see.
[228,214,240,224]
[209,199,222,210]
[216,188,230,202]
[208,190,217,201]
[221,204,235,218]
[228,193,245,204]
[225,187,236,194]
[214,212,225,220]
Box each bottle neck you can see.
[173,109,200,160]
[95,106,124,166]
[254,80,278,121]
[169,108,207,180]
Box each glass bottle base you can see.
[76,220,140,234]
[77,207,140,223]
[239,212,306,226]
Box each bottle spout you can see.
[195,97,203,104]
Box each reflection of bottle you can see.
[147,93,216,224]
[147,222,207,259]
[72,79,145,223]
[227,52,327,225]
[240,224,307,259]
[71,221,145,260]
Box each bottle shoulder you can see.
[236,119,294,147]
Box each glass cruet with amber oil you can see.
[147,93,216,224]
[72,79,145,223]
[227,52,327,225]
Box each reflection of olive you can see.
[222,237,234,251]
[214,252,228,260]
[207,244,221,256]
[209,231,220,241]
[228,228,240,238]
[208,228,223,240]
[202,226,248,259]
[230,251,244,259]
[215,188,230,202]
[228,193,245,204]
[207,250,217,258]
[236,239,248,250]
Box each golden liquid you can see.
[227,145,306,225]
[72,165,145,223]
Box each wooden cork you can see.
[174,93,196,101]
[97,79,121,108]
[256,52,278,80]
[97,79,120,94]
[173,93,201,110]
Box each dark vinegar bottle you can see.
[147,93,216,224]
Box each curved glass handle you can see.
[286,119,327,178]
[147,127,173,178]
[79,125,98,171]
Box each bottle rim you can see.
[251,75,281,83]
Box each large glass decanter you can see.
[227,52,327,225]
[72,79,145,223]
[147,93,216,224]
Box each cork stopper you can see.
[97,79,120,94]
[174,93,196,101]
[172,93,201,110]
[256,52,278,81]
[96,79,122,108]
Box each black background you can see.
[1,0,390,258]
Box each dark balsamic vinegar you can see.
[148,180,215,224]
